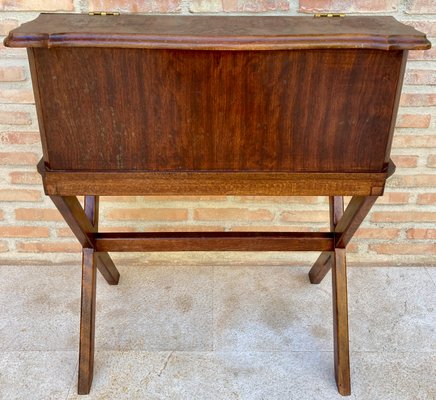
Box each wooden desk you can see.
[5,13,430,396]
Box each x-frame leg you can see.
[49,195,120,394]
[309,195,378,396]
[47,193,378,396]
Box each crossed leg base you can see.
[50,194,377,396]
[309,195,377,396]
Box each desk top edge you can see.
[4,13,431,51]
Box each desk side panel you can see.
[32,48,403,172]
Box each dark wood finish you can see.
[39,165,388,196]
[6,14,431,397]
[84,195,99,228]
[309,196,344,284]
[49,195,95,248]
[84,195,120,285]
[95,252,120,286]
[5,14,431,50]
[30,47,402,173]
[94,232,334,252]
[332,247,351,395]
[335,196,378,248]
[78,248,97,395]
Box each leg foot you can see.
[78,248,97,394]
[309,251,332,284]
[96,252,120,285]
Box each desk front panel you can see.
[31,47,404,172]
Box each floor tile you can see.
[0,265,81,351]
[95,265,214,351]
[352,351,436,400]
[0,351,76,400]
[213,266,333,351]
[67,351,346,400]
[348,267,436,352]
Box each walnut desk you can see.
[5,14,430,396]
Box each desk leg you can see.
[309,196,343,284]
[78,247,97,395]
[84,195,120,285]
[332,247,351,396]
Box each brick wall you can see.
[0,1,435,266]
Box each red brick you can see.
[417,193,436,204]
[408,47,436,60]
[400,93,436,107]
[280,210,328,223]
[404,20,436,36]
[375,192,409,205]
[0,89,34,104]
[89,0,181,12]
[427,155,436,167]
[0,111,32,125]
[388,175,436,187]
[234,196,319,204]
[0,226,49,238]
[9,171,41,185]
[369,243,436,255]
[396,114,431,128]
[231,225,312,232]
[405,70,436,85]
[0,189,41,202]
[355,228,400,239]
[133,225,225,232]
[371,211,436,223]
[0,0,74,11]
[406,0,436,14]
[194,208,273,221]
[0,66,25,81]
[224,0,289,12]
[0,19,19,35]
[141,195,227,202]
[407,228,436,239]
[107,208,188,221]
[190,0,289,12]
[392,136,436,148]
[0,210,4,219]
[299,0,397,13]
[0,152,39,166]
[15,208,62,221]
[99,196,138,203]
[16,241,81,253]
[56,227,74,237]
[0,241,8,252]
[390,155,418,168]
[0,131,40,145]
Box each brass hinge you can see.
[314,13,345,18]
[88,11,120,16]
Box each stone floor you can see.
[0,262,435,399]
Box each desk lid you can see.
[4,13,431,51]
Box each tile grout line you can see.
[423,267,436,288]
[65,356,78,400]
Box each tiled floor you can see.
[0,263,435,399]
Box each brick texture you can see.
[406,0,436,14]
[0,1,74,11]
[0,66,25,81]
[190,0,289,12]
[89,0,181,12]
[299,0,398,13]
[0,1,435,265]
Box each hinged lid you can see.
[4,13,431,51]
